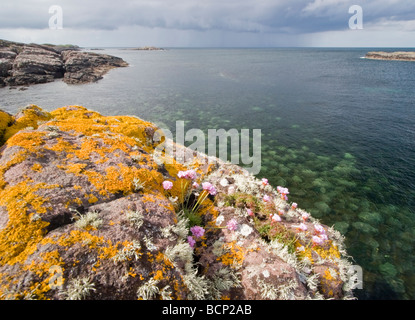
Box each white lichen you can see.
[113,240,142,263]
[137,278,159,300]
[126,209,144,230]
[74,210,102,230]
[132,177,146,192]
[62,277,96,300]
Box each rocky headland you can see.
[126,46,165,51]
[365,51,415,61]
[0,40,128,87]
[0,105,358,300]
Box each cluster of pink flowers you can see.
[187,236,196,248]
[187,225,206,248]
[277,186,289,201]
[262,195,270,202]
[190,226,205,238]
[162,180,173,190]
[301,212,310,222]
[312,224,328,246]
[291,202,298,210]
[297,223,308,231]
[178,169,197,180]
[202,182,217,196]
[261,178,268,186]
[247,208,254,217]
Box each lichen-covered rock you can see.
[0,105,358,300]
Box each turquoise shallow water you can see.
[1,48,415,299]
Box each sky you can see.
[1,0,415,47]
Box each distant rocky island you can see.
[125,46,165,51]
[0,39,128,87]
[365,51,415,61]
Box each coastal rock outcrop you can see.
[0,105,358,300]
[0,40,128,87]
[365,51,415,61]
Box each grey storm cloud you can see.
[1,0,415,34]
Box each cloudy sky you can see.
[1,0,415,47]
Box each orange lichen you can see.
[31,163,43,172]
[217,241,245,268]
[3,105,52,142]
[0,181,58,266]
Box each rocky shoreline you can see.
[0,39,128,87]
[365,51,415,61]
[0,105,358,300]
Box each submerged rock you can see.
[0,39,128,87]
[0,105,357,300]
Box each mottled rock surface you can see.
[0,39,128,87]
[0,105,358,300]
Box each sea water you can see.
[1,47,414,299]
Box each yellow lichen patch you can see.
[0,181,57,266]
[0,110,13,145]
[3,105,52,142]
[31,163,43,172]
[6,131,46,153]
[87,194,99,204]
[22,249,65,299]
[44,137,76,154]
[65,163,87,175]
[313,242,341,261]
[49,106,158,154]
[295,242,314,264]
[216,241,245,269]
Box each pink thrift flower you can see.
[187,236,196,248]
[185,169,197,180]
[291,202,298,209]
[278,209,284,216]
[271,214,281,222]
[312,236,324,246]
[314,224,326,234]
[302,212,310,221]
[262,178,269,186]
[192,182,199,189]
[226,219,238,231]
[202,181,213,191]
[162,180,173,190]
[247,208,254,217]
[319,234,328,242]
[263,195,270,202]
[190,226,205,238]
[202,182,217,195]
[208,185,217,196]
[298,223,308,231]
[178,170,197,180]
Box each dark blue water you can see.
[1,48,415,299]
